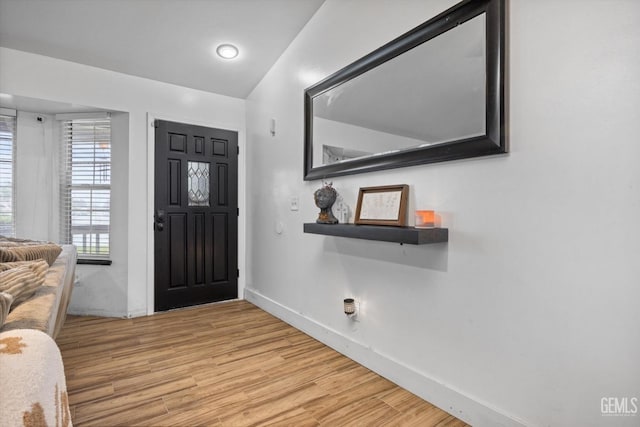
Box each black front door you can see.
[154,120,238,311]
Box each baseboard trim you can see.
[245,287,526,427]
[67,307,129,318]
[126,309,148,319]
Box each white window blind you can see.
[0,114,16,237]
[60,118,111,259]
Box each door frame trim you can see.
[146,112,245,315]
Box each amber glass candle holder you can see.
[415,210,435,228]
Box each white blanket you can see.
[0,329,72,426]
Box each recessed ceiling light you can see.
[216,44,239,60]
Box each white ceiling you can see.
[0,0,325,99]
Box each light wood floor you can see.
[56,300,469,426]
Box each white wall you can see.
[0,47,247,317]
[245,1,640,426]
[15,111,55,241]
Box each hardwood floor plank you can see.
[379,387,429,412]
[57,300,468,426]
[82,398,168,427]
[313,363,378,393]
[162,388,248,415]
[385,406,470,427]
[252,407,320,427]
[304,375,397,422]
[73,377,196,424]
[68,383,115,406]
[135,406,222,427]
[195,353,286,382]
[316,397,400,427]
[112,365,199,396]
[72,357,151,380]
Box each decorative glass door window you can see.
[188,161,210,206]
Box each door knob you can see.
[154,210,165,231]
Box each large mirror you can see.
[304,0,506,180]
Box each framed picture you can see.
[355,184,409,226]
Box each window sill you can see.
[77,259,112,266]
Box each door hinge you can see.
[237,269,240,278]
[237,146,240,155]
[237,208,239,216]
[153,120,159,129]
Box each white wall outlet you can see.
[290,196,299,211]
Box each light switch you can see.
[290,196,299,211]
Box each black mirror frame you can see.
[304,0,506,181]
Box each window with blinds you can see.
[60,118,111,259]
[0,114,16,237]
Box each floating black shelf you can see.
[303,223,448,245]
